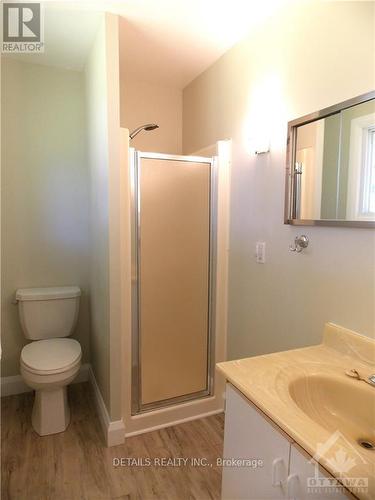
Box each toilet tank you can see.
[16,286,81,340]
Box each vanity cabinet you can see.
[288,444,351,500]
[222,383,290,499]
[222,384,352,500]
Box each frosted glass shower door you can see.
[132,152,215,413]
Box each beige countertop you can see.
[217,323,375,500]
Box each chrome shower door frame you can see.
[130,150,217,415]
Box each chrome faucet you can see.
[345,369,375,386]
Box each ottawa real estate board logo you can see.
[2,2,44,53]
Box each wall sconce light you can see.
[253,132,270,154]
[244,119,270,154]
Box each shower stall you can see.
[130,151,217,414]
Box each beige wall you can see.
[183,1,375,359]
[85,14,122,421]
[120,79,182,154]
[1,59,90,376]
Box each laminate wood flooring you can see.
[1,382,224,500]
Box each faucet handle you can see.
[346,368,375,387]
[345,369,361,379]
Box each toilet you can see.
[16,286,82,436]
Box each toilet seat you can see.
[21,338,81,375]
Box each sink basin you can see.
[289,373,375,446]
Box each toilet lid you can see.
[21,338,81,373]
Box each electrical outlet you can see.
[255,242,266,264]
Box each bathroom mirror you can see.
[285,91,375,227]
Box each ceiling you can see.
[5,0,293,88]
[116,0,291,88]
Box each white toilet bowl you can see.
[20,338,81,436]
[16,286,82,436]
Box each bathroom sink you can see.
[289,373,375,447]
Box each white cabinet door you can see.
[222,384,290,499]
[287,444,352,500]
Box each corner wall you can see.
[183,1,375,359]
[85,13,123,422]
[85,16,110,410]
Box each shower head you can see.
[129,123,159,140]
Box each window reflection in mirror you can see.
[343,100,375,220]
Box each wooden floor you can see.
[1,382,224,500]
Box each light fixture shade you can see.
[246,126,270,155]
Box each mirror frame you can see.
[284,90,375,228]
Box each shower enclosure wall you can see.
[130,151,217,414]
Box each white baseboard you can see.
[88,366,125,447]
[125,408,223,438]
[1,374,31,397]
[1,363,90,397]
